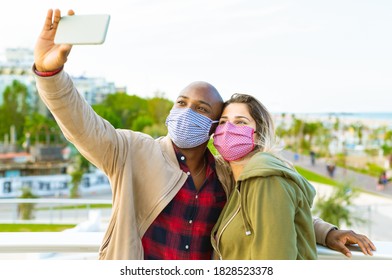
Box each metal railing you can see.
[1,198,392,260]
[0,198,112,224]
[0,232,391,259]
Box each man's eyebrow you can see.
[198,100,212,109]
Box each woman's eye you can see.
[219,120,226,125]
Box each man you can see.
[33,9,375,259]
[310,150,316,166]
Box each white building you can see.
[73,76,117,105]
[0,48,120,110]
[0,48,37,108]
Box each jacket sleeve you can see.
[313,217,337,246]
[244,176,298,259]
[34,70,126,176]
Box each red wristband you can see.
[33,65,64,77]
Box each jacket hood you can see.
[238,152,316,207]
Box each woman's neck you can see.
[229,152,256,181]
[230,163,244,182]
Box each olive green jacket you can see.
[211,152,318,260]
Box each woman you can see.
[211,93,317,260]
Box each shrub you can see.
[313,182,365,228]
[18,187,38,220]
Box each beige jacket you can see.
[34,70,334,259]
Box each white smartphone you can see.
[54,14,111,45]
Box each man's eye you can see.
[219,120,226,125]
[197,107,207,112]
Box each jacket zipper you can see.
[215,194,241,260]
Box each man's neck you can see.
[176,143,208,164]
[175,143,209,191]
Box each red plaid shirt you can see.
[142,148,226,259]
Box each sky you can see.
[1,0,392,113]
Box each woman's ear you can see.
[253,131,260,146]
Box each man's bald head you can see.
[180,81,223,102]
[176,81,224,120]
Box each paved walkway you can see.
[282,150,392,198]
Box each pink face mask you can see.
[213,121,255,161]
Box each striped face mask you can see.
[213,121,255,161]
[165,107,219,148]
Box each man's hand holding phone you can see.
[34,9,74,72]
[34,9,110,73]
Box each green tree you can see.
[309,121,333,157]
[92,104,122,128]
[303,121,323,149]
[380,128,392,157]
[23,112,64,146]
[93,91,173,138]
[350,122,365,145]
[70,153,90,198]
[313,183,364,228]
[147,94,173,124]
[333,117,340,131]
[103,93,148,129]
[142,124,168,138]
[132,115,154,131]
[0,80,30,144]
[290,117,305,151]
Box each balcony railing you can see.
[0,232,391,260]
[0,199,392,260]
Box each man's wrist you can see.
[33,64,64,77]
[325,227,339,244]
[327,227,339,236]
